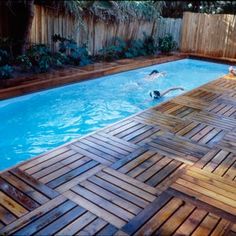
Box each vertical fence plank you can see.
[180,12,236,58]
[0,4,182,56]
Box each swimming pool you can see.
[0,59,229,170]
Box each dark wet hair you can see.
[149,70,159,75]
[150,90,161,99]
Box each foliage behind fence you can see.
[29,5,182,55]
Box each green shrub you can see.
[52,52,69,67]
[99,37,127,61]
[0,37,14,60]
[70,43,91,66]
[158,34,177,53]
[52,34,91,66]
[125,39,146,58]
[26,44,53,72]
[17,54,32,71]
[17,44,54,73]
[99,33,157,60]
[0,65,13,79]
[0,49,10,66]
[143,33,157,55]
[18,44,72,72]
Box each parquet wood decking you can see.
[0,57,236,235]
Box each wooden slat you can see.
[0,195,66,235]
[47,160,99,189]
[0,171,49,205]
[13,200,79,235]
[0,192,28,217]
[133,197,184,236]
[148,133,210,164]
[0,177,39,211]
[64,190,126,229]
[174,208,208,235]
[122,192,172,235]
[170,167,236,221]
[76,218,108,236]
[10,168,59,199]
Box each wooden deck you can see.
[0,62,236,235]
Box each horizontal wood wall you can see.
[181,12,236,58]
[29,5,182,55]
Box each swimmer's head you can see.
[149,70,159,75]
[149,90,161,99]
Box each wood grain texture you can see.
[181,12,236,59]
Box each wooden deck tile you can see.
[19,146,71,172]
[188,111,236,131]
[121,191,232,236]
[206,100,236,118]
[169,167,236,221]
[133,109,191,133]
[194,149,236,180]
[219,132,236,155]
[173,95,210,110]
[111,149,186,193]
[175,121,225,147]
[210,77,236,90]
[147,132,210,164]
[154,101,200,119]
[69,133,139,166]
[63,167,157,229]
[0,193,120,235]
[185,88,222,102]
[103,117,163,144]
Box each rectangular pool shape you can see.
[0,59,229,170]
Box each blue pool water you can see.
[0,59,229,170]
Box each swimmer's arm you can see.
[160,72,167,76]
[160,87,184,97]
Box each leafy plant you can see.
[52,34,91,66]
[0,65,13,79]
[70,43,91,66]
[0,37,14,60]
[125,33,157,58]
[99,37,127,61]
[143,33,157,55]
[158,34,177,53]
[17,54,32,71]
[24,44,53,73]
[52,34,74,53]
[52,52,68,67]
[125,39,146,58]
[0,49,10,66]
[99,33,157,60]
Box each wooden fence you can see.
[181,12,236,58]
[29,5,182,55]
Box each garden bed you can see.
[0,54,185,100]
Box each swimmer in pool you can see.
[145,70,166,81]
[150,87,184,99]
[229,66,236,76]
